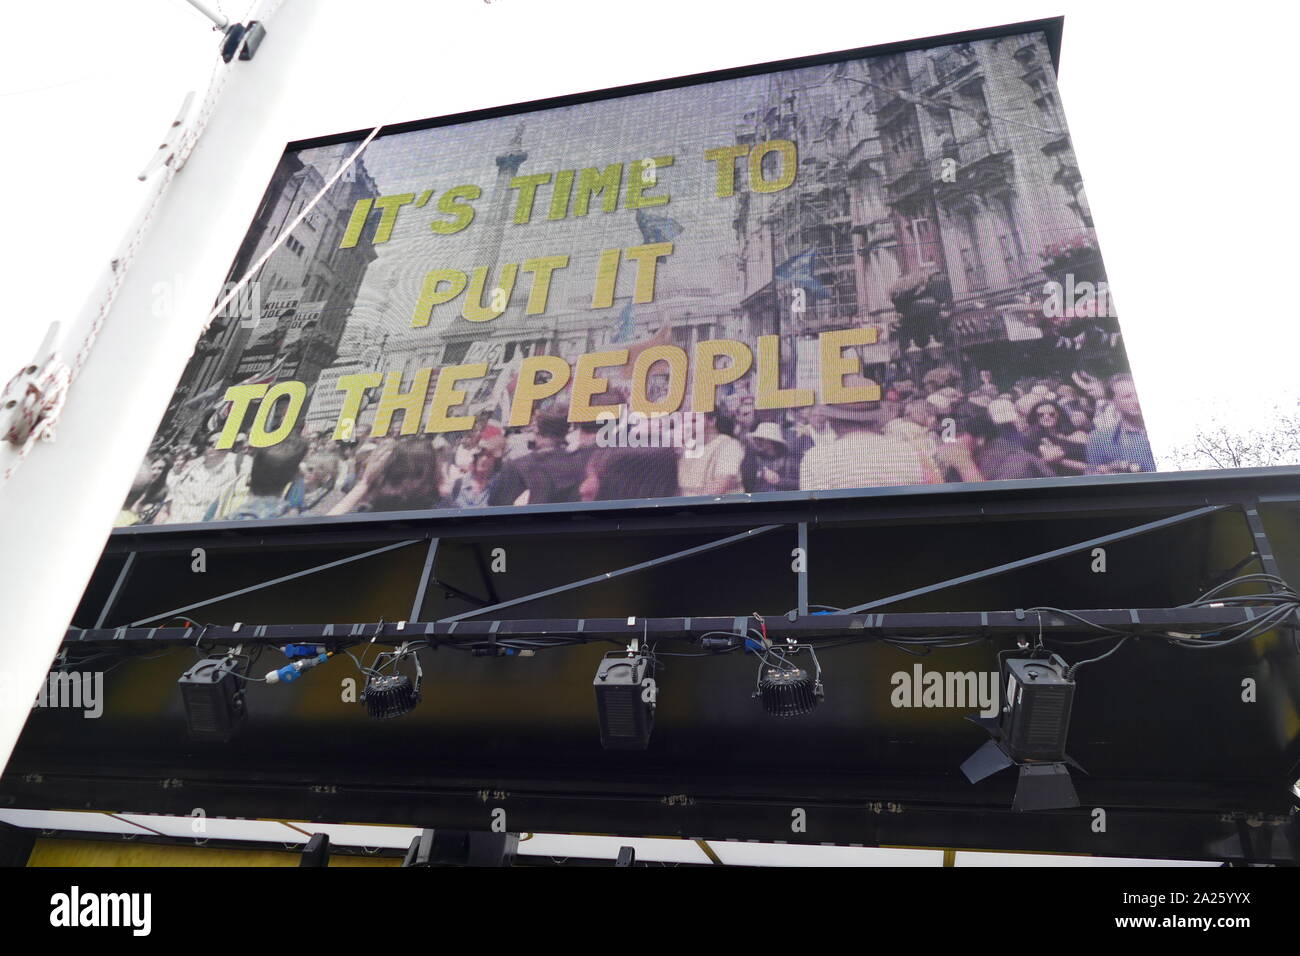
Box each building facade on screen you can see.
[120,25,1154,528]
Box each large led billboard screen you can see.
[120,19,1152,528]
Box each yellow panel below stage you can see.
[28,839,399,867]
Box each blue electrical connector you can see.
[265,651,329,684]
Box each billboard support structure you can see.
[89,483,1288,653]
[7,467,1300,859]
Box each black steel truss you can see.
[20,471,1300,864]
[59,606,1288,649]
[76,489,1293,647]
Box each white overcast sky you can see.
[3,0,1298,460]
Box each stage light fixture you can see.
[299,832,331,867]
[362,643,423,719]
[960,655,1082,812]
[401,829,518,867]
[753,643,824,716]
[593,650,657,750]
[178,649,247,742]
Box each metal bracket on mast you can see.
[137,92,196,181]
[183,1,268,63]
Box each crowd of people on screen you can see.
[117,364,1155,526]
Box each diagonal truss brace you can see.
[440,525,782,622]
[843,504,1227,613]
[127,539,422,628]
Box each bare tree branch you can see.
[1165,404,1300,471]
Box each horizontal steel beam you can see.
[64,606,1275,648]
[3,769,1293,862]
[104,465,1300,552]
[97,469,1300,557]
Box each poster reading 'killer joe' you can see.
[120,27,1152,528]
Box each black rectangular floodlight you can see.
[401,830,517,867]
[178,656,245,742]
[1001,657,1075,762]
[593,655,655,750]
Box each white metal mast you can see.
[0,1,320,771]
